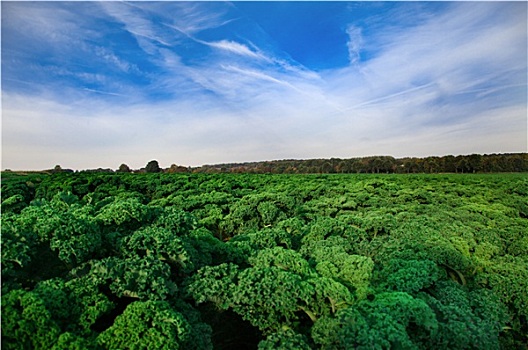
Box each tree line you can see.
[11,153,526,175]
[197,153,528,174]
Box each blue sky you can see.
[2,1,527,170]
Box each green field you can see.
[2,172,527,349]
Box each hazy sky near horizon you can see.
[2,1,527,170]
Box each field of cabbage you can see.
[2,172,527,349]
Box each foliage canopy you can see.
[1,171,527,348]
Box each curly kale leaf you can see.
[153,206,198,234]
[188,263,315,332]
[221,193,297,235]
[248,247,315,277]
[50,332,97,350]
[377,258,442,294]
[81,256,177,300]
[64,276,116,332]
[1,289,62,350]
[312,292,438,350]
[309,244,374,299]
[97,300,191,350]
[230,266,314,331]
[423,281,509,349]
[186,263,240,308]
[96,196,153,229]
[258,329,312,350]
[12,196,103,267]
[1,213,38,284]
[122,226,197,274]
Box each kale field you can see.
[1,172,527,349]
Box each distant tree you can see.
[52,165,63,173]
[50,165,73,174]
[320,162,334,174]
[455,156,469,173]
[145,160,161,173]
[380,156,396,173]
[443,155,457,173]
[510,154,526,172]
[467,154,482,173]
[424,157,440,173]
[167,164,189,173]
[117,164,131,173]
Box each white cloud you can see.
[167,2,233,35]
[2,3,79,46]
[205,40,264,60]
[98,2,176,56]
[346,25,363,65]
[326,2,526,116]
[93,46,139,74]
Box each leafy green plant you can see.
[2,289,62,350]
[2,172,526,348]
[311,292,438,349]
[97,301,191,349]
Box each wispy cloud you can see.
[98,2,177,55]
[204,40,265,60]
[83,88,128,97]
[346,25,363,65]
[165,1,234,35]
[328,3,526,115]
